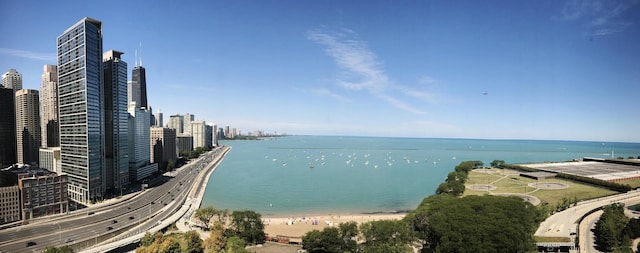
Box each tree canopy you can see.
[230,210,266,245]
[407,194,538,253]
[594,203,630,252]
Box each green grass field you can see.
[464,168,618,206]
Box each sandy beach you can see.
[263,213,406,239]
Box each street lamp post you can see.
[55,222,61,244]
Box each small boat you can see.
[309,163,314,168]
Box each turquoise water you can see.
[201,136,640,217]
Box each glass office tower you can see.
[57,17,105,204]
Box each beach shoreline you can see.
[263,212,407,238]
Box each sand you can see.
[263,213,406,239]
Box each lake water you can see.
[201,136,640,217]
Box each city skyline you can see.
[1,0,639,142]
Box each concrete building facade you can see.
[2,69,22,91]
[168,114,184,134]
[15,89,41,165]
[0,185,20,224]
[150,127,177,170]
[19,172,69,220]
[127,101,157,181]
[39,147,61,174]
[40,64,59,148]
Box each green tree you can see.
[183,230,203,253]
[230,210,265,244]
[141,231,163,247]
[224,236,250,253]
[594,204,629,252]
[490,160,505,168]
[339,221,359,252]
[435,181,465,196]
[359,220,415,253]
[411,195,537,253]
[302,227,344,253]
[43,246,74,253]
[195,206,217,230]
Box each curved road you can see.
[535,189,640,252]
[0,146,229,253]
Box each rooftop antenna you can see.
[139,41,143,67]
[134,49,138,67]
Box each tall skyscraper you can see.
[40,64,59,147]
[154,110,163,127]
[191,121,206,148]
[132,65,147,109]
[183,113,194,135]
[15,89,41,165]
[2,69,22,92]
[0,87,17,167]
[57,17,105,204]
[103,50,129,194]
[128,101,157,181]
[168,114,184,134]
[127,80,140,107]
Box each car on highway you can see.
[26,241,36,247]
[129,216,134,220]
[112,220,117,224]
[107,226,113,230]
[65,238,73,243]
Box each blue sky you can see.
[1,0,639,142]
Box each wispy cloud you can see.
[307,29,428,114]
[562,0,638,36]
[312,88,352,103]
[0,48,56,61]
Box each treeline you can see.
[136,207,264,253]
[435,160,483,196]
[499,163,632,192]
[299,161,542,253]
[593,203,640,252]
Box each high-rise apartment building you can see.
[154,111,163,127]
[183,113,194,135]
[2,69,22,92]
[168,114,184,134]
[132,65,147,109]
[0,185,20,224]
[205,124,213,148]
[210,123,218,147]
[128,101,157,181]
[191,121,205,148]
[103,50,129,194]
[0,87,17,167]
[57,17,105,204]
[150,127,176,170]
[15,89,41,165]
[127,80,140,107]
[40,64,59,147]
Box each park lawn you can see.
[533,236,571,243]
[464,168,618,205]
[619,178,640,188]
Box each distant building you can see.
[183,113,194,135]
[132,65,147,109]
[39,147,61,174]
[58,17,105,204]
[40,64,59,147]
[0,185,20,224]
[191,121,206,148]
[168,114,184,134]
[103,50,130,194]
[154,111,163,127]
[128,101,157,181]
[0,87,17,167]
[2,69,22,92]
[15,89,41,165]
[150,127,177,170]
[177,134,193,154]
[127,80,140,108]
[210,123,218,147]
[205,124,213,148]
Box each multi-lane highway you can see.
[0,146,229,253]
